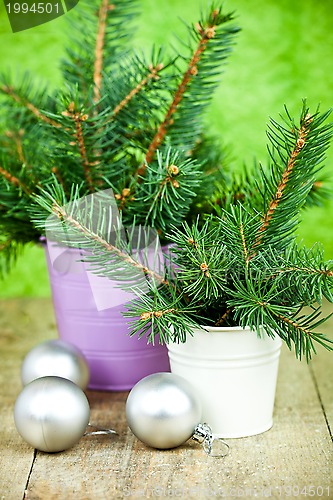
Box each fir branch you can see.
[5,129,26,165]
[216,204,262,265]
[0,165,31,194]
[239,222,249,266]
[61,103,93,191]
[140,308,178,320]
[138,8,229,174]
[61,0,138,91]
[275,311,314,334]
[0,84,60,128]
[93,0,115,103]
[242,105,333,257]
[111,63,164,117]
[264,247,333,303]
[124,149,202,233]
[47,197,168,286]
[51,167,69,197]
[167,217,231,301]
[215,307,233,326]
[124,288,199,343]
[273,310,333,361]
[252,112,313,251]
[228,268,333,359]
[273,266,333,278]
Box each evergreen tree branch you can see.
[121,148,202,232]
[61,0,138,91]
[124,288,200,343]
[253,113,313,251]
[140,307,178,321]
[273,266,333,278]
[93,0,114,103]
[242,105,333,256]
[215,307,233,326]
[111,63,164,118]
[35,188,168,286]
[0,84,60,128]
[260,244,333,303]
[239,222,249,267]
[61,102,94,191]
[273,310,333,361]
[51,166,68,195]
[54,206,143,273]
[0,165,31,194]
[138,8,232,175]
[275,311,315,335]
[5,130,26,165]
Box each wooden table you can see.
[0,298,332,499]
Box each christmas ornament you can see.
[126,372,202,449]
[14,376,90,452]
[126,373,229,456]
[21,339,90,390]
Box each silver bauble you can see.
[126,372,202,449]
[14,376,90,452]
[21,339,90,389]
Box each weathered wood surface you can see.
[0,298,332,500]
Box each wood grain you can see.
[0,298,332,500]
[0,299,56,500]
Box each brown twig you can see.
[1,85,60,128]
[0,165,31,194]
[215,307,233,327]
[111,64,164,117]
[93,0,115,103]
[52,203,168,286]
[269,266,333,279]
[140,308,178,320]
[5,129,26,165]
[275,312,315,339]
[62,103,93,191]
[239,223,249,265]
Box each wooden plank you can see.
[0,299,56,500]
[311,349,333,438]
[24,352,333,499]
[310,300,333,437]
[26,325,332,498]
[1,298,332,499]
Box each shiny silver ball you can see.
[126,372,202,449]
[14,376,90,452]
[21,340,90,390]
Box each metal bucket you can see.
[44,241,170,391]
[168,326,282,438]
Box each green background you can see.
[0,0,332,298]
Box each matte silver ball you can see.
[14,376,90,452]
[21,340,90,390]
[126,372,202,449]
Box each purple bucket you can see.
[43,241,170,391]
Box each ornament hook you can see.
[84,423,117,437]
[192,423,229,458]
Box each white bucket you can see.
[167,326,282,438]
